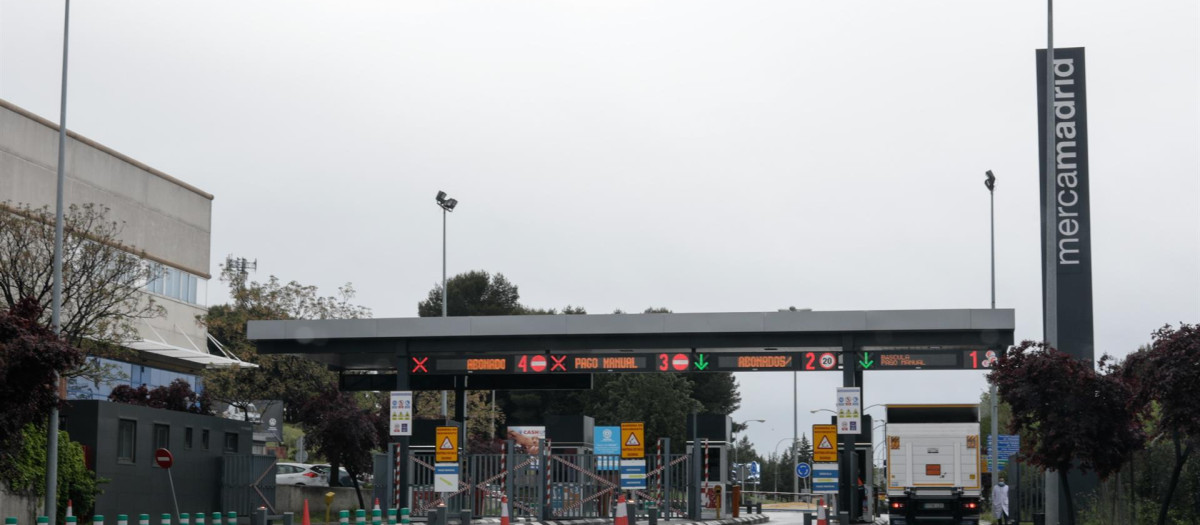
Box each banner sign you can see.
[1037,46,1095,362]
[594,426,621,471]
[836,387,861,434]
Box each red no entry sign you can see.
[155,448,174,469]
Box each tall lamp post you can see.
[46,2,72,523]
[984,170,999,497]
[435,191,458,423]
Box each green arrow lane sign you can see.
[694,354,709,370]
[858,352,874,370]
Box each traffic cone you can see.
[499,496,509,525]
[372,500,380,513]
[302,500,311,525]
[614,494,628,525]
[816,497,827,525]
[66,501,74,518]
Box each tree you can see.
[0,298,84,455]
[0,202,164,379]
[576,374,703,452]
[297,388,383,508]
[988,341,1143,525]
[418,271,523,317]
[1117,324,1200,525]
[201,265,371,422]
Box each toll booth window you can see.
[185,427,194,449]
[202,429,210,450]
[153,424,170,450]
[223,432,239,453]
[117,419,136,463]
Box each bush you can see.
[2,424,104,521]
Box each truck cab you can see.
[885,405,982,525]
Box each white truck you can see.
[884,405,982,525]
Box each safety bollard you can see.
[180,514,190,525]
[353,510,365,525]
[370,509,381,525]
[338,510,349,525]
[397,509,408,525]
[93,515,105,525]
[65,517,76,525]
[458,511,470,525]
[6,517,17,525]
[194,514,204,525]
[226,512,236,525]
[210,513,220,525]
[117,515,128,525]
[162,514,171,525]
[385,510,396,525]
[139,514,150,525]
[648,504,659,525]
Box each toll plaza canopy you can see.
[247,309,1015,373]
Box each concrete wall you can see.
[0,485,39,524]
[0,97,213,360]
[62,401,254,519]
[275,486,364,517]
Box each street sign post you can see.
[434,464,459,493]
[436,427,459,463]
[620,422,645,459]
[987,435,1020,470]
[812,463,839,494]
[836,387,862,434]
[813,425,838,462]
[796,463,811,479]
[155,449,180,520]
[620,459,648,490]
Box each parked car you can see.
[312,464,352,486]
[276,462,325,486]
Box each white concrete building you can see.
[0,97,242,397]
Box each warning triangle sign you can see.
[625,433,640,447]
[818,436,834,450]
[440,437,454,450]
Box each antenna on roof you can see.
[225,255,257,276]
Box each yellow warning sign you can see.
[436,426,459,462]
[813,424,837,463]
[621,422,645,459]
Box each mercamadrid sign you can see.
[1037,47,1094,363]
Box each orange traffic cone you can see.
[500,496,510,525]
[816,497,827,525]
[66,500,74,518]
[373,499,380,513]
[615,494,628,525]
[302,499,312,525]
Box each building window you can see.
[143,262,206,306]
[185,427,194,449]
[153,424,170,450]
[202,429,210,449]
[117,420,136,463]
[223,432,239,453]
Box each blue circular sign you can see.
[796,463,811,478]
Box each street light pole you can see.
[985,170,1000,505]
[45,2,71,523]
[435,191,459,424]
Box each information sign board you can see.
[594,426,621,471]
[619,459,647,489]
[434,463,459,493]
[813,425,838,462]
[621,422,645,459]
[390,391,413,436]
[795,463,811,478]
[436,426,459,462]
[812,463,839,494]
[836,387,862,434]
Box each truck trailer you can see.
[885,405,982,525]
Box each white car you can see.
[276,462,325,486]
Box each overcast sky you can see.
[2,0,1197,457]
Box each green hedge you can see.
[2,424,104,521]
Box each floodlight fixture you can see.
[985,170,996,191]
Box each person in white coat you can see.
[991,476,1010,524]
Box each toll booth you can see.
[687,413,732,518]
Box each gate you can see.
[220,455,277,515]
[392,442,699,520]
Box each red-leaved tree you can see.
[108,378,213,414]
[298,389,384,508]
[1118,324,1199,525]
[988,341,1143,525]
[0,298,84,457]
